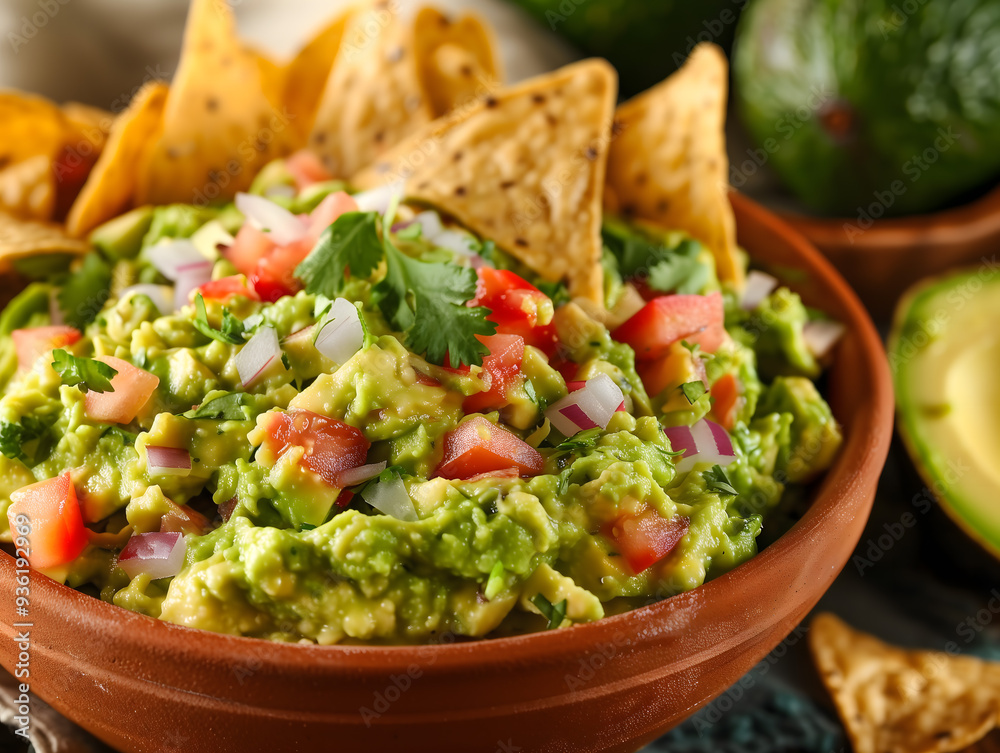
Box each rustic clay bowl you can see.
[783,183,1000,319]
[0,192,893,753]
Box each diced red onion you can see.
[148,240,213,282]
[334,461,386,488]
[468,254,487,269]
[118,532,186,580]
[236,192,306,246]
[352,180,404,214]
[235,326,281,388]
[803,320,845,359]
[190,220,235,260]
[314,298,364,366]
[145,445,192,477]
[664,418,736,473]
[545,373,624,436]
[741,270,779,310]
[173,266,214,311]
[120,284,172,315]
[362,470,417,521]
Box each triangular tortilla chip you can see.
[307,1,434,178]
[413,7,502,116]
[136,0,292,206]
[605,43,742,285]
[61,102,112,153]
[810,613,1000,753]
[353,59,617,303]
[67,82,169,237]
[0,156,55,222]
[0,211,88,272]
[283,10,353,143]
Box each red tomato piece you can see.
[7,472,88,569]
[225,223,275,277]
[305,191,359,244]
[52,146,97,220]
[470,268,558,354]
[83,356,159,424]
[436,416,544,479]
[710,373,743,430]
[462,333,525,414]
[12,325,81,371]
[258,410,371,486]
[286,150,334,190]
[250,238,313,302]
[549,355,580,383]
[604,509,689,574]
[612,292,725,359]
[198,275,260,302]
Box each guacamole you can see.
[0,173,842,644]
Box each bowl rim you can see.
[0,190,895,674]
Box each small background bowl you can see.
[0,192,893,753]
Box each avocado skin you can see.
[733,0,1000,216]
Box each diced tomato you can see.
[258,410,370,486]
[250,238,311,303]
[159,501,211,535]
[83,356,159,424]
[470,268,558,354]
[604,509,689,574]
[12,326,81,371]
[335,489,355,509]
[436,416,544,479]
[7,472,88,569]
[52,146,97,220]
[305,191,359,244]
[225,223,275,277]
[710,373,743,430]
[414,370,441,388]
[612,292,725,359]
[465,467,520,482]
[462,333,525,414]
[550,355,579,383]
[286,150,334,190]
[197,275,260,302]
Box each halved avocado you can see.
[889,263,1000,558]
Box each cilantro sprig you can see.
[703,464,738,497]
[182,392,252,420]
[0,415,57,465]
[51,349,117,393]
[193,294,245,344]
[57,253,112,329]
[602,222,709,295]
[531,593,568,630]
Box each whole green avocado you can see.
[733,0,1000,216]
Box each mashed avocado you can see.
[0,176,842,644]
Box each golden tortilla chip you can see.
[353,59,617,303]
[0,156,55,222]
[67,82,169,237]
[810,613,1000,753]
[307,1,434,178]
[137,0,292,206]
[61,102,112,152]
[0,211,88,272]
[605,43,741,285]
[413,7,502,116]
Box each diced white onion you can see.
[545,373,624,437]
[264,184,296,200]
[352,180,404,214]
[236,192,306,246]
[334,461,387,488]
[173,266,213,311]
[410,210,445,240]
[362,470,417,521]
[314,298,364,367]
[664,418,736,473]
[145,445,192,477]
[120,284,172,315]
[741,270,779,310]
[432,229,477,256]
[235,326,281,388]
[190,220,235,260]
[148,240,213,282]
[803,320,846,359]
[118,532,186,580]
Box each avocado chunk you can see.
[890,264,1000,558]
[90,206,154,260]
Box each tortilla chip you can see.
[307,1,434,178]
[0,156,55,222]
[0,211,88,272]
[353,59,617,303]
[67,82,169,237]
[61,102,112,151]
[810,613,1000,753]
[283,11,353,143]
[413,7,502,116]
[605,43,741,285]
[137,0,292,206]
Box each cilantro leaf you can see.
[295,211,384,298]
[374,236,495,367]
[57,252,112,329]
[680,381,707,405]
[193,294,244,344]
[484,561,505,601]
[183,392,252,420]
[0,415,57,465]
[51,349,117,393]
[530,593,568,629]
[554,427,602,453]
[703,464,737,497]
[602,223,708,295]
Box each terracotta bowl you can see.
[0,192,893,753]
[782,183,1000,319]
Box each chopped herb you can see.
[295,211,384,298]
[602,223,708,295]
[57,252,112,329]
[703,464,738,497]
[193,294,245,344]
[484,561,505,601]
[522,379,550,412]
[299,523,317,531]
[134,347,149,370]
[557,467,573,495]
[281,353,291,370]
[183,392,252,420]
[101,426,138,445]
[535,279,571,307]
[555,427,602,453]
[680,381,707,404]
[0,415,57,465]
[530,593,568,630]
[51,349,117,393]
